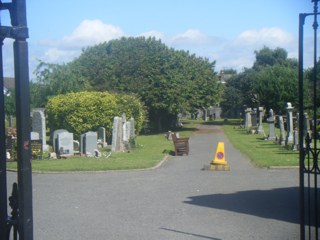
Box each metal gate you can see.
[299,1,320,239]
[0,0,33,240]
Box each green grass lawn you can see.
[6,119,299,171]
[6,121,198,172]
[223,120,299,167]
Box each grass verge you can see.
[222,120,299,167]
[6,121,198,172]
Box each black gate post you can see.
[12,0,33,238]
[0,30,8,240]
[299,12,306,240]
[0,0,33,239]
[299,1,320,239]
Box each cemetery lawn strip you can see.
[223,123,299,168]
[6,121,197,172]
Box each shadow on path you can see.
[184,187,299,224]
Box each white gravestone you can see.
[286,102,294,145]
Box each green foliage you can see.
[4,88,15,117]
[66,37,222,130]
[253,46,288,69]
[252,64,298,112]
[221,46,299,115]
[31,61,91,108]
[46,91,146,139]
[220,68,255,117]
[304,60,320,113]
[115,93,147,135]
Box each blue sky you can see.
[1,0,315,79]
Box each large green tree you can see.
[36,37,222,131]
[221,47,299,116]
[31,61,90,108]
[303,60,320,118]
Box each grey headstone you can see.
[32,109,49,151]
[130,117,137,147]
[73,140,80,154]
[57,132,74,156]
[286,102,294,145]
[111,117,123,152]
[278,115,285,145]
[98,127,106,143]
[80,133,86,155]
[245,108,252,129]
[251,108,257,127]
[83,131,98,156]
[267,109,276,141]
[257,107,265,135]
[52,129,68,153]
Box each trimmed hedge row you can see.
[46,91,146,139]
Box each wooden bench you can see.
[172,133,189,156]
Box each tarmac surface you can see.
[8,124,300,239]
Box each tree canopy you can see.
[33,37,222,131]
[221,46,299,116]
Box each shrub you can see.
[46,91,146,139]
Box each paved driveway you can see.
[8,124,299,239]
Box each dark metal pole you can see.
[299,12,306,240]
[312,1,319,238]
[0,37,8,240]
[12,0,33,239]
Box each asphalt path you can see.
[8,124,300,239]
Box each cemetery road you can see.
[8,123,299,240]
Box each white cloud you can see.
[43,48,78,63]
[211,27,297,72]
[63,19,124,47]
[233,27,294,48]
[24,24,303,78]
[170,29,224,46]
[34,19,125,76]
[172,29,209,44]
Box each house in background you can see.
[3,77,15,95]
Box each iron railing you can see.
[299,1,320,239]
